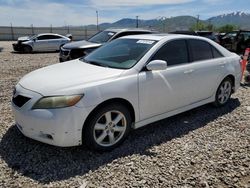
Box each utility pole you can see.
[31,24,34,35]
[161,17,167,32]
[10,23,14,40]
[196,15,200,30]
[136,16,139,28]
[96,10,99,31]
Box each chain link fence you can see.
[0,25,99,41]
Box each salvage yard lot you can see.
[0,41,249,187]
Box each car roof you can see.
[37,33,65,37]
[104,28,153,33]
[121,33,212,41]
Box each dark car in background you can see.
[196,31,220,43]
[220,30,250,53]
[59,28,155,62]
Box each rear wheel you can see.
[213,78,233,107]
[83,103,131,151]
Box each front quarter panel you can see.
[22,40,34,48]
[76,73,140,122]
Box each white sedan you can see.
[12,34,242,151]
[12,33,71,53]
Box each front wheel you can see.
[83,104,131,151]
[23,45,32,53]
[213,78,233,107]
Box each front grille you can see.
[12,95,31,108]
[60,48,70,56]
[70,49,86,59]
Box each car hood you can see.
[19,59,124,96]
[63,40,102,49]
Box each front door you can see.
[33,35,53,51]
[138,39,194,120]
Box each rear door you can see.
[186,39,225,102]
[46,35,66,50]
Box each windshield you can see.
[29,35,37,39]
[88,31,116,43]
[222,32,237,39]
[81,39,157,69]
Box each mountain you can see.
[208,11,250,29]
[99,16,198,31]
[92,11,250,31]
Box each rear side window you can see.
[151,40,188,66]
[37,35,50,40]
[211,46,223,58]
[47,35,62,39]
[188,39,213,61]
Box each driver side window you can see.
[151,40,189,66]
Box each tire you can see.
[23,46,32,53]
[83,103,131,151]
[213,78,233,107]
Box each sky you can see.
[0,0,249,27]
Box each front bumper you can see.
[11,84,91,147]
[59,48,71,62]
[12,43,24,51]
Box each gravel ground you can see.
[0,41,249,188]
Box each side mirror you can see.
[33,38,36,42]
[146,60,167,71]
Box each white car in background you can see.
[11,34,241,151]
[12,33,71,53]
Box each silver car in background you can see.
[12,33,71,53]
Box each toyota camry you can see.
[12,34,242,151]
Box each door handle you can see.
[184,69,194,74]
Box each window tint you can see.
[211,46,223,58]
[47,35,62,39]
[151,40,188,66]
[37,35,50,40]
[37,35,62,40]
[189,39,213,61]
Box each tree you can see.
[190,22,207,31]
[217,24,239,33]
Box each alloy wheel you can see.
[217,80,232,104]
[93,110,127,147]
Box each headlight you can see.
[32,94,83,109]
